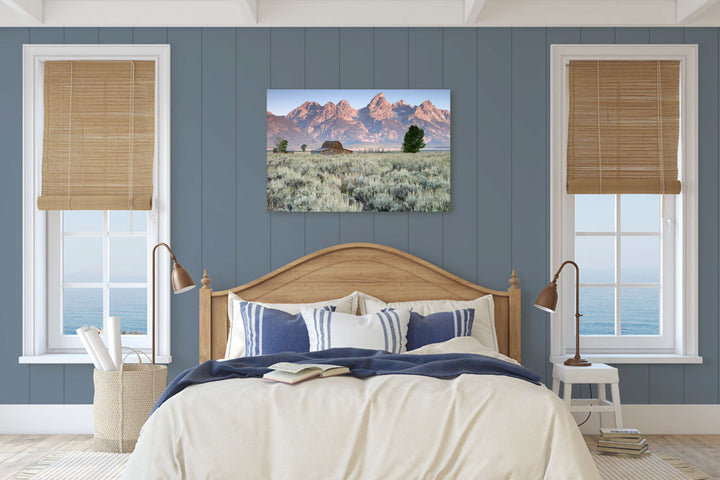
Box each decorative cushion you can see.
[405,336,520,366]
[225,291,358,359]
[358,292,498,351]
[301,308,411,353]
[406,308,475,350]
[239,303,335,357]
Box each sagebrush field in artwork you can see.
[267,152,450,212]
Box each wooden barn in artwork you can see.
[311,140,353,154]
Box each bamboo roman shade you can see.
[566,60,681,194]
[38,60,155,210]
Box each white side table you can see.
[552,363,623,428]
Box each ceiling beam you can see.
[1,0,42,23]
[238,0,257,23]
[464,0,487,24]
[677,0,720,23]
[0,0,699,28]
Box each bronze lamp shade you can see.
[172,262,196,294]
[534,281,559,314]
[535,260,591,367]
[152,243,196,364]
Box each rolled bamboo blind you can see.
[567,60,681,195]
[38,60,155,210]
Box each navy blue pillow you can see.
[406,308,475,350]
[240,302,335,356]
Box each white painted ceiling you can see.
[1,0,720,27]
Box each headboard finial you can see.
[509,269,519,290]
[201,269,211,290]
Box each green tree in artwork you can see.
[275,137,289,153]
[301,144,307,152]
[402,125,426,153]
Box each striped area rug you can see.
[592,450,711,480]
[9,451,130,480]
[9,448,711,480]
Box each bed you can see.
[124,243,600,479]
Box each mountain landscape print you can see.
[267,89,451,212]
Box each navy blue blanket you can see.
[153,348,540,413]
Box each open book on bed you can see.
[263,362,350,385]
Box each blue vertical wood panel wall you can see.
[0,27,718,405]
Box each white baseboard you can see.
[1,404,719,435]
[576,404,720,434]
[0,404,93,434]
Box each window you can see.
[21,45,171,363]
[47,211,150,352]
[573,194,672,348]
[550,44,700,363]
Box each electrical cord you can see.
[576,383,593,427]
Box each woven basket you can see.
[93,350,167,453]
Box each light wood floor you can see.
[0,434,94,480]
[0,434,718,479]
[585,434,720,479]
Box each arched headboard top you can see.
[199,243,521,363]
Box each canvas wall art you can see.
[266,89,451,212]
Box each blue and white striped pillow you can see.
[300,308,411,353]
[406,308,475,350]
[240,302,335,357]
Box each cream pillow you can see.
[301,308,411,353]
[358,292,498,352]
[405,337,519,365]
[225,291,358,359]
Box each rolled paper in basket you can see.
[79,326,116,371]
[107,316,122,371]
[76,326,102,370]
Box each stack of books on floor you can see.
[597,428,648,456]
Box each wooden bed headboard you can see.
[199,243,521,364]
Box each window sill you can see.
[19,354,172,365]
[550,354,702,365]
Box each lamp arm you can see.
[552,259,587,365]
[151,242,176,365]
[552,260,581,320]
[153,242,177,263]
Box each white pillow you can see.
[225,291,358,359]
[358,292,498,352]
[301,308,411,353]
[405,337,519,365]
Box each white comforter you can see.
[124,338,599,479]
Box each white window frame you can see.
[20,44,172,364]
[47,210,151,352]
[570,195,674,350]
[549,44,700,364]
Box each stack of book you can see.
[597,428,648,456]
